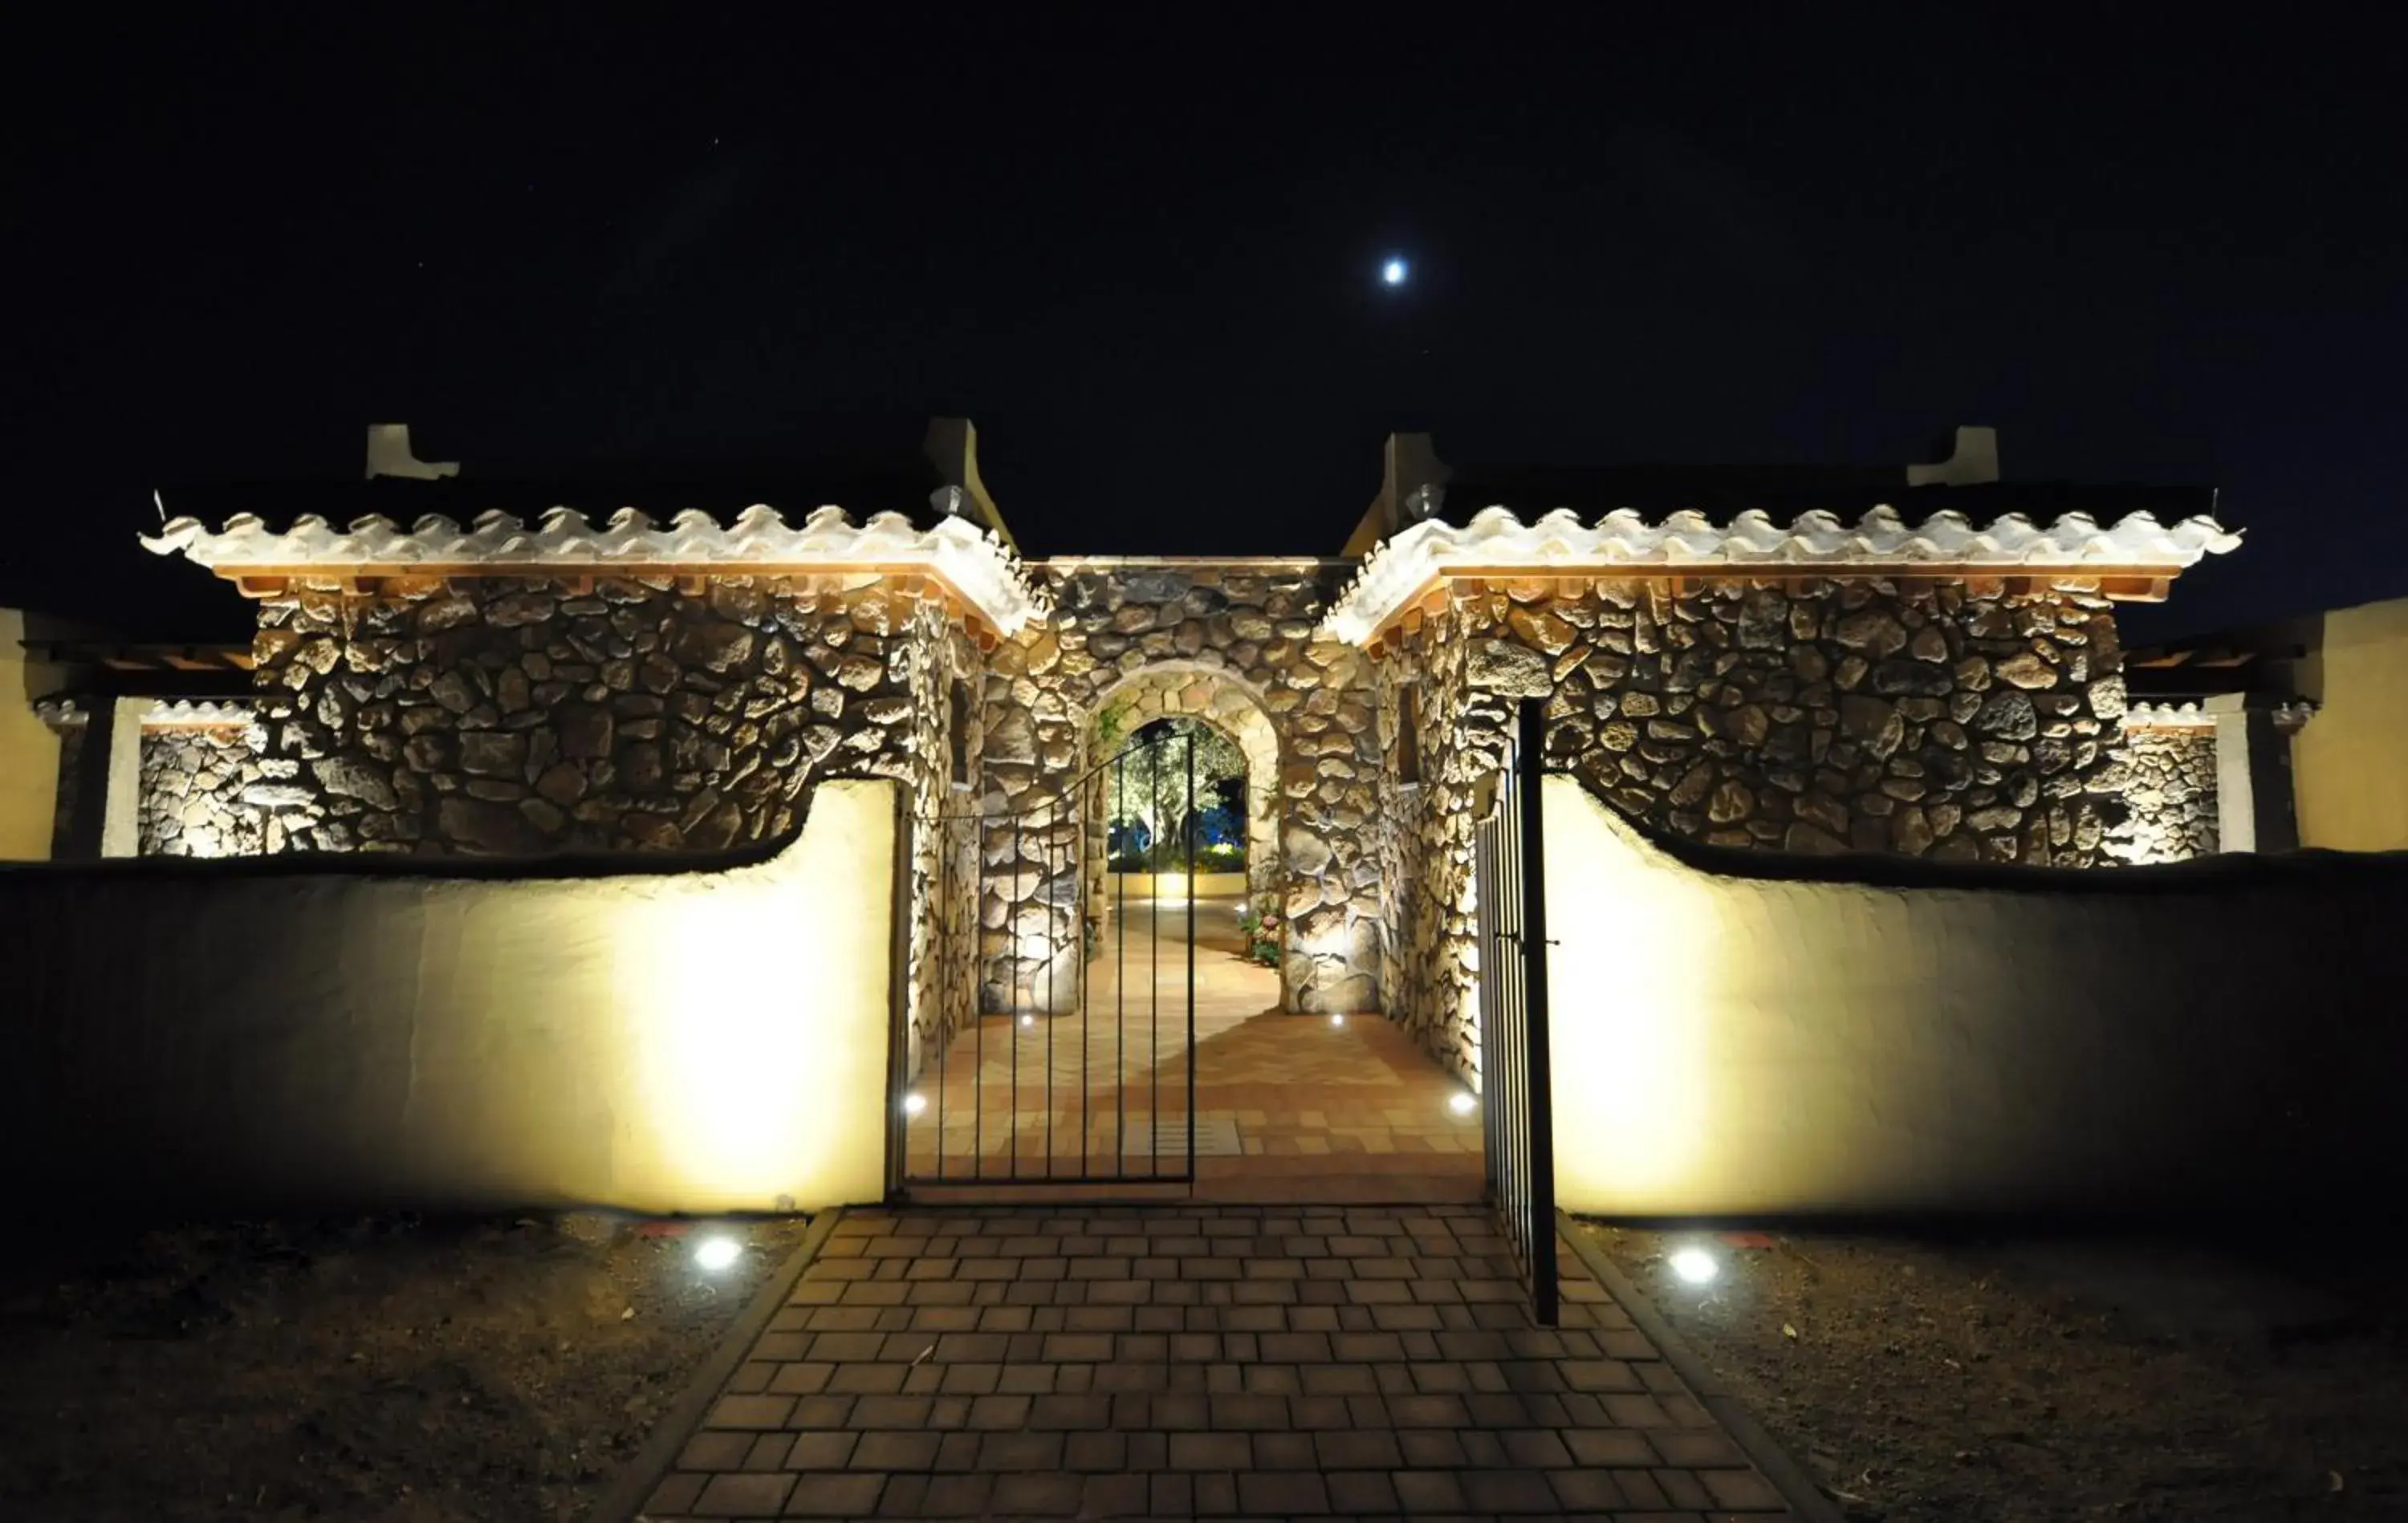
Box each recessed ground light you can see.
[1670,1246,1720,1285]
[902,1093,927,1118]
[1329,1013,1347,1028]
[693,1234,742,1273]
[1019,1013,1035,1027]
[1448,1091,1476,1116]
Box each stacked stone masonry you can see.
[1380,575,2133,1079]
[234,574,978,1062]
[2104,725,2219,864]
[139,722,268,858]
[978,566,1381,1017]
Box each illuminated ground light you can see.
[1447,1091,1476,1117]
[1329,1013,1347,1028]
[1670,1246,1720,1285]
[1019,1013,1035,1028]
[693,1234,743,1273]
[902,1092,928,1118]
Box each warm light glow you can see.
[902,1092,927,1118]
[1020,1013,1035,1028]
[694,1234,743,1272]
[1329,1013,1347,1028]
[1155,871,1190,904]
[1670,1246,1720,1285]
[1543,778,1711,1212]
[1381,256,1409,286]
[1448,1091,1476,1116]
[626,780,894,1209]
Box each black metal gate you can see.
[898,727,1199,1189]
[1474,698,1560,1323]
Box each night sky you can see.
[8,8,2406,642]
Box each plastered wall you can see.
[1542,776,2408,1218]
[0,610,59,859]
[0,779,901,1216]
[2295,595,2408,852]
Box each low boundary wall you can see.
[0,780,900,1216]
[1544,775,2408,1219]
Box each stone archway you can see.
[1085,662,1280,906]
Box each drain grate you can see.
[1117,1117,1243,1158]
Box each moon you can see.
[1380,256,1409,287]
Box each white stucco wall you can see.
[0,609,60,859]
[0,780,901,1216]
[1542,776,2408,1218]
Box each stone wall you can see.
[138,721,267,858]
[978,565,1381,1015]
[2105,725,2219,863]
[248,575,942,855]
[1379,575,2132,1077]
[238,573,980,1066]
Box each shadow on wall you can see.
[1544,775,2408,1220]
[0,781,901,1218]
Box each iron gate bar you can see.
[905,725,1202,1191]
[1475,698,1560,1325]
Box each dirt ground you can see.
[0,1210,806,1522]
[1590,1222,2408,1521]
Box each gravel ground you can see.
[1588,1221,2408,1521]
[0,1210,806,1522]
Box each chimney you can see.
[923,417,1018,551]
[364,424,459,481]
[1905,425,2000,487]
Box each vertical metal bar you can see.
[1150,737,1161,1176]
[1516,698,1560,1325]
[1185,729,1198,1179]
[1046,796,1056,1180]
[1116,750,1127,1174]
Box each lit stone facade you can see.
[124,455,2240,1066]
[978,564,1381,1015]
[2105,717,2221,863]
[138,718,268,858]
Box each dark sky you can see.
[7,7,2406,641]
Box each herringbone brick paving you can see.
[639,1204,1793,1520]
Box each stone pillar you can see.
[2208,694,2300,854]
[61,697,145,859]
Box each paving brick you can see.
[1543,1466,1627,1510]
[849,1431,940,1470]
[690,1471,796,1516]
[1564,1427,1658,1466]
[1148,1471,1195,1517]
[706,1395,794,1431]
[1326,1469,1401,1513]
[1193,1471,1239,1514]
[1237,1470,1331,1513]
[1299,1363,1378,1395]
[966,1394,1033,1429]
[1386,1393,1472,1427]
[647,1473,706,1515]
[1389,1468,1468,1513]
[1458,1466,1560,1513]
[825,1364,908,1395]
[1396,1430,1467,1468]
[1029,1394,1114,1430]
[849,1395,933,1428]
[779,1432,858,1471]
[1169,1432,1251,1469]
[916,1473,992,1517]
[679,1432,755,1471]
[1063,1431,1128,1472]
[1208,1393,1290,1430]
[1656,1466,1714,1509]
[1653,1429,1750,1468]
[977,1431,1066,1470]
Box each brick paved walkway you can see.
[636,1205,1795,1520]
